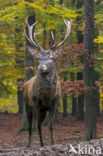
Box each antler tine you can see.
[25,17,37,47]
[33,31,42,50]
[25,16,42,50]
[52,19,72,49]
[51,31,55,41]
[49,30,55,48]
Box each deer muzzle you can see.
[38,65,47,72]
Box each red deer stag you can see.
[23,17,72,147]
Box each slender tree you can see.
[65,0,77,116]
[14,1,24,114]
[76,0,83,43]
[20,0,36,131]
[59,0,68,118]
[15,26,24,114]
[76,0,84,120]
[77,72,84,120]
[83,0,97,140]
[71,72,77,116]
[17,78,24,114]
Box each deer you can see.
[23,17,72,147]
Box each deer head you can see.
[25,17,72,73]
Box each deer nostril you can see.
[39,66,44,70]
[39,65,47,71]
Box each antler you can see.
[51,19,72,49]
[51,30,55,44]
[25,16,42,50]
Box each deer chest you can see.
[38,74,57,100]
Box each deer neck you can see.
[38,68,57,86]
[37,68,57,99]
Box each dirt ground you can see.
[0,113,103,149]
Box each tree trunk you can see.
[17,78,24,114]
[64,0,76,8]
[71,72,77,116]
[54,100,60,122]
[15,25,24,114]
[96,0,102,4]
[76,0,84,120]
[21,15,36,131]
[72,95,77,116]
[63,96,67,118]
[62,73,68,118]
[76,0,83,44]
[43,25,47,49]
[59,0,63,5]
[25,15,35,80]
[77,73,84,120]
[83,0,97,140]
[95,71,100,117]
[20,0,36,131]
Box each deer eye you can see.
[50,56,53,60]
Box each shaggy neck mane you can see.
[37,69,57,89]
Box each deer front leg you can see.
[49,102,56,145]
[49,96,59,145]
[38,111,46,146]
[49,110,54,145]
[38,123,43,147]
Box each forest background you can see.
[0,0,103,140]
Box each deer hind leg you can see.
[28,113,33,147]
[27,106,38,148]
[38,111,46,147]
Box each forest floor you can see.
[0,113,103,155]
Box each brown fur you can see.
[23,73,61,147]
[24,17,71,148]
[23,77,36,107]
[23,76,60,106]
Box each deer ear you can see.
[27,46,38,57]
